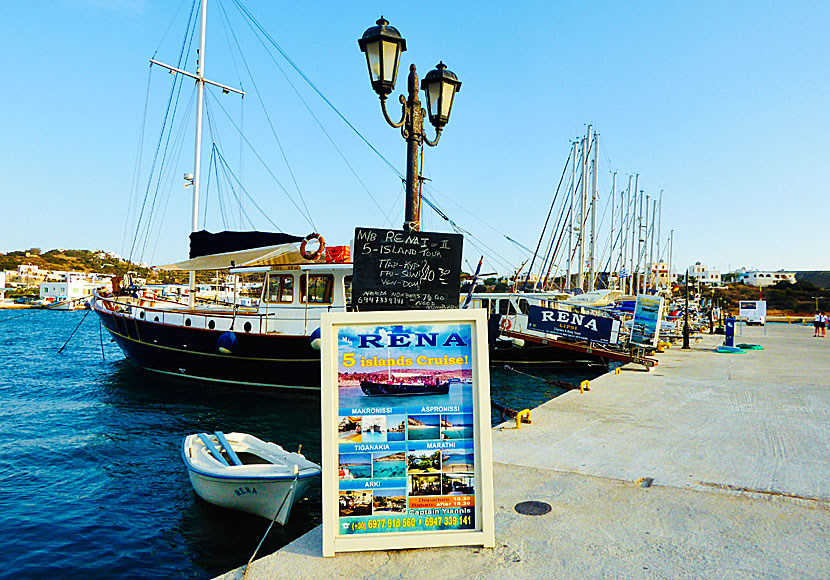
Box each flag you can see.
[619,268,629,278]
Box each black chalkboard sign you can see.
[351,227,463,311]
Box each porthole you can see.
[244,321,252,333]
[154,316,159,322]
[139,311,145,319]
[185,318,192,327]
[208,320,216,330]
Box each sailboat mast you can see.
[668,229,674,288]
[588,132,598,292]
[656,190,663,290]
[189,0,208,306]
[578,129,589,292]
[629,176,636,294]
[566,141,576,289]
[610,172,616,290]
[649,198,657,290]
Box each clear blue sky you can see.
[1,0,827,274]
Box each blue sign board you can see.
[725,317,735,347]
[526,305,620,344]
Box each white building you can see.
[737,270,797,287]
[688,262,721,286]
[0,271,5,300]
[650,261,676,287]
[39,274,112,309]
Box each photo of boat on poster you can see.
[336,323,474,409]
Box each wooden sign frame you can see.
[320,309,495,556]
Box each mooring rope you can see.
[241,469,301,580]
[502,365,578,390]
[57,309,92,354]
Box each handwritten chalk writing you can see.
[352,227,462,311]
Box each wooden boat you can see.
[182,431,320,524]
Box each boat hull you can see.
[185,469,315,523]
[94,307,321,388]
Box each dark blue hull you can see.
[94,308,321,389]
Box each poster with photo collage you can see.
[321,310,494,555]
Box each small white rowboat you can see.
[182,431,321,524]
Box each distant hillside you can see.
[0,248,154,278]
[796,271,830,290]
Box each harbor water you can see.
[0,310,604,579]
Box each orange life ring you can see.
[500,317,512,331]
[300,232,325,260]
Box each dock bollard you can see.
[615,367,621,375]
[515,409,531,429]
[580,380,590,393]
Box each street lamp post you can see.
[359,17,462,232]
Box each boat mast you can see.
[631,187,636,294]
[188,0,209,307]
[578,129,590,292]
[588,132,598,292]
[649,198,657,290]
[148,0,244,308]
[610,171,616,290]
[567,140,576,290]
[668,229,674,288]
[643,193,650,292]
[656,190,663,290]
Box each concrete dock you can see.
[219,324,830,579]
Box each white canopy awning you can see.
[154,243,310,271]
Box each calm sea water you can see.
[0,310,604,579]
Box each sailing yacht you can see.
[91,1,353,389]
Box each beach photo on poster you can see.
[441,413,474,440]
[339,453,372,479]
[441,447,475,473]
[372,451,406,479]
[386,414,406,441]
[407,414,441,440]
[372,489,407,514]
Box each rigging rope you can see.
[522,151,572,291]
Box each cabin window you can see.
[266,274,294,303]
[300,274,334,304]
[518,299,529,315]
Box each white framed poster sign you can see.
[629,295,665,347]
[320,309,495,556]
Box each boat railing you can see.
[95,292,344,335]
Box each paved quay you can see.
[219,323,830,580]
